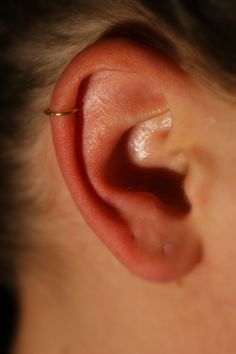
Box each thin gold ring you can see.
[44,107,79,116]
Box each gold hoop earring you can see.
[44,107,79,117]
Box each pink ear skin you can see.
[49,39,202,283]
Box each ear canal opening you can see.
[105,133,191,216]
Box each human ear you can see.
[48,38,202,283]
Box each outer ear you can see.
[49,38,202,282]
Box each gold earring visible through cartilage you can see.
[44,107,79,116]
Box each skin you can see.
[13,39,236,354]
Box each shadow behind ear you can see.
[0,285,19,354]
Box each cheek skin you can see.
[180,85,236,307]
[201,135,236,290]
[166,83,236,345]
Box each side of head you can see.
[1,1,236,353]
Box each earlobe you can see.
[49,39,202,283]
